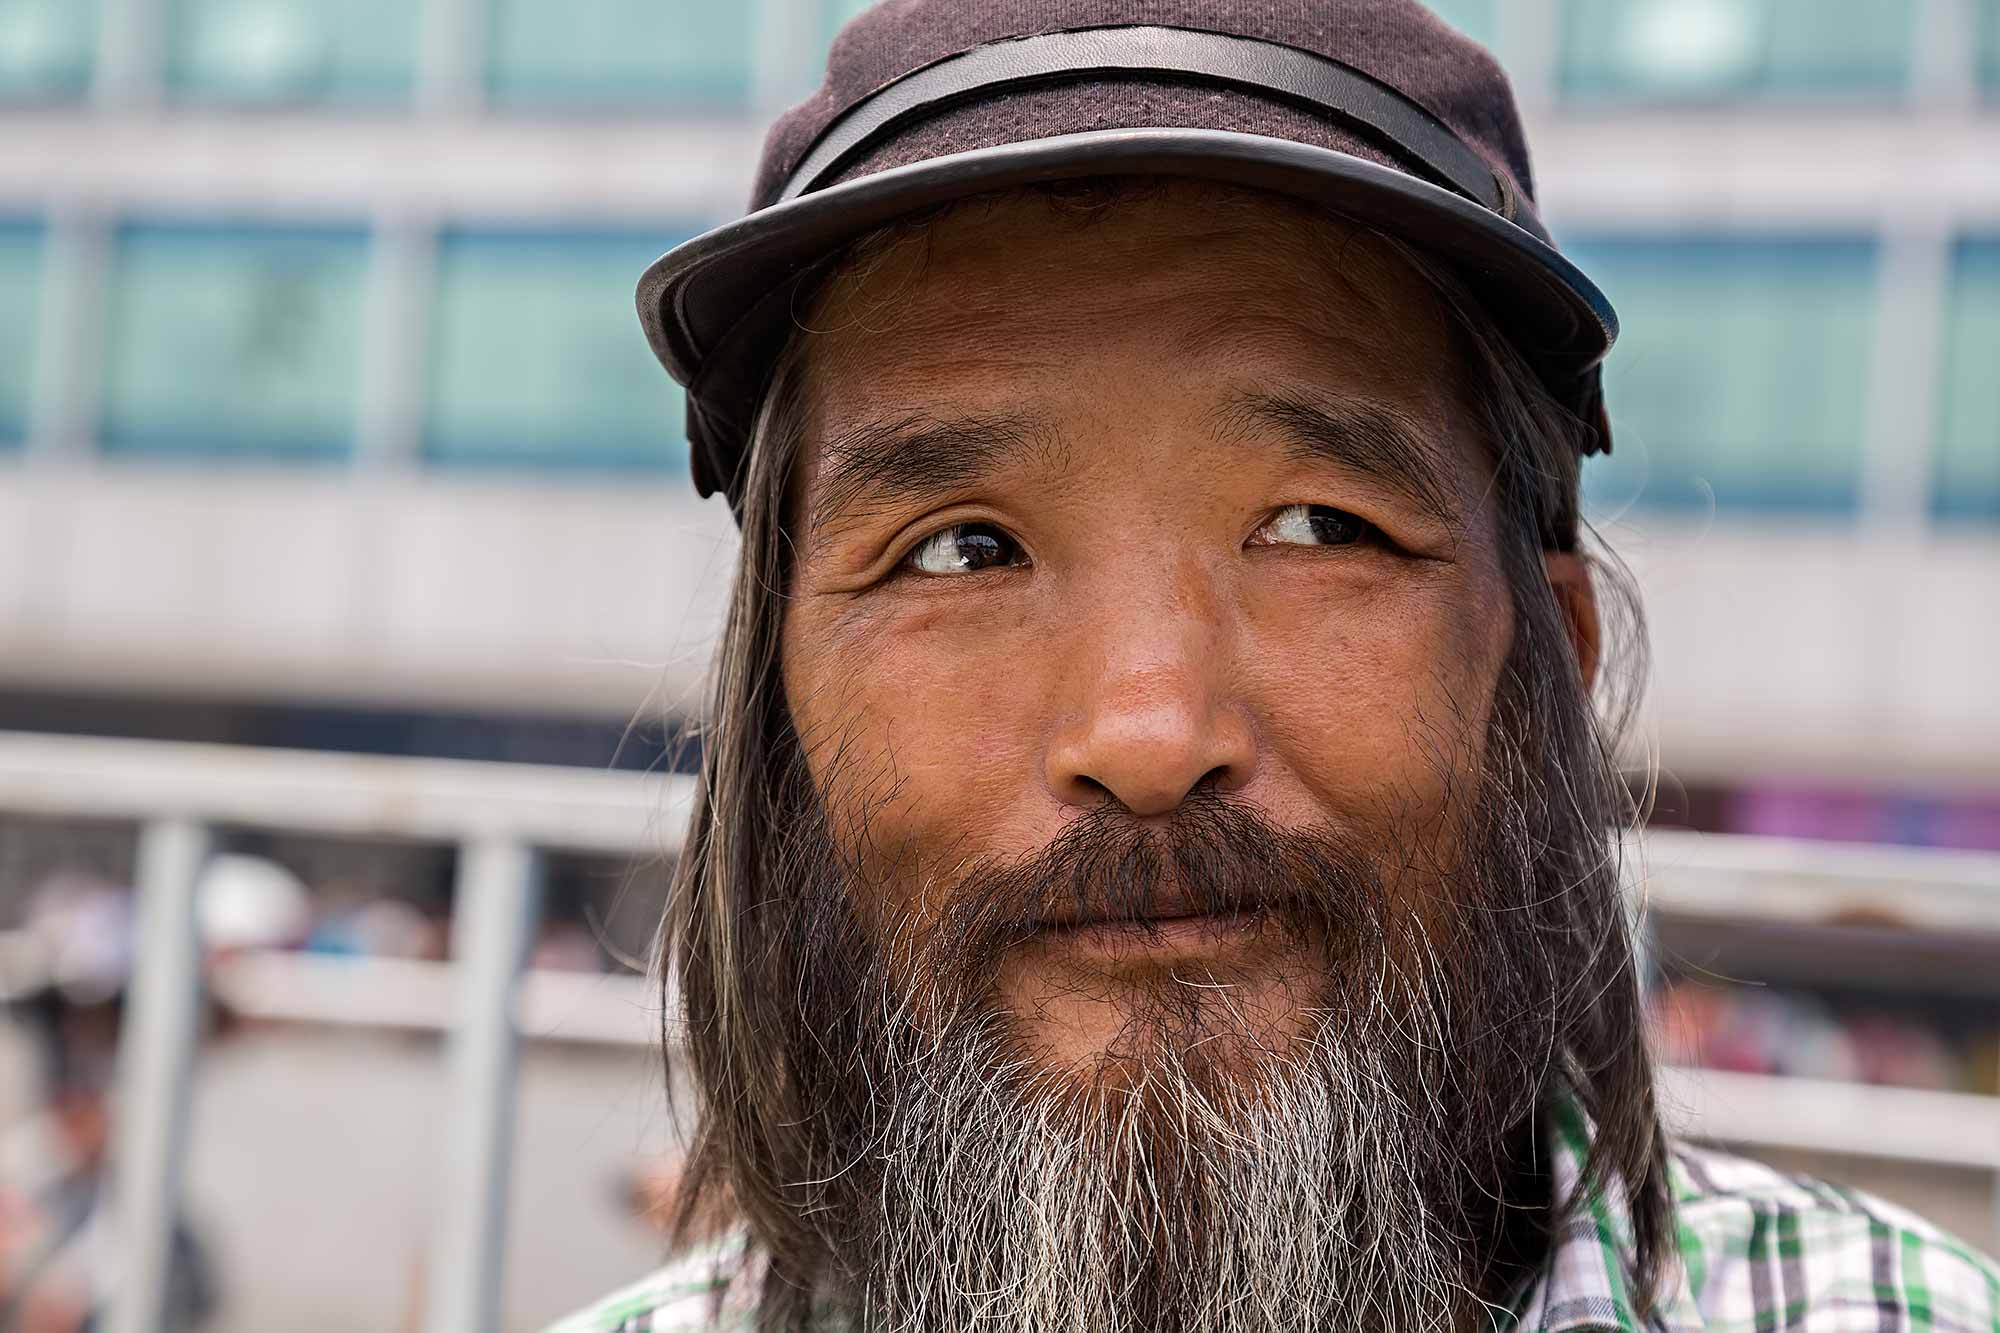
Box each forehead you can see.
[794,182,1476,481]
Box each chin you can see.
[993,936,1334,1091]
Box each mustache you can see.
[923,791,1391,970]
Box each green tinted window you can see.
[1425,0,1498,48]
[425,229,691,471]
[824,0,873,46]
[102,224,368,461]
[166,0,417,103]
[0,0,98,99]
[0,223,41,446]
[1936,240,2000,520]
[1570,236,1878,515]
[1982,0,2000,91]
[487,0,754,106]
[1561,0,1915,98]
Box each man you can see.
[556,3,2000,1330]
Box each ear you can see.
[1542,552,1601,694]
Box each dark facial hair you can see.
[757,758,1561,1333]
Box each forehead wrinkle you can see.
[1162,258,1453,372]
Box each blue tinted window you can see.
[1936,240,2000,521]
[824,0,872,46]
[487,0,754,107]
[1569,236,1879,515]
[1982,0,2000,92]
[102,223,369,461]
[0,0,99,100]
[1561,0,1915,98]
[1425,0,1499,48]
[425,229,693,471]
[166,0,418,103]
[0,222,41,447]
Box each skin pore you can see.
[777,183,1599,1079]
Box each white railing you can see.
[2,730,1999,1329]
[0,731,692,1333]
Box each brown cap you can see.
[639,0,1618,503]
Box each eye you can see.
[903,522,1026,576]
[1250,504,1376,548]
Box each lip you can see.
[1038,907,1269,961]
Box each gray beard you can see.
[837,948,1479,1333]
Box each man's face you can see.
[780,186,1518,1076]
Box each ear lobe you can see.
[1543,552,1601,694]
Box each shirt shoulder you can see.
[1662,1141,2000,1332]
[542,1233,753,1333]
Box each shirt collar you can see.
[1502,1098,1696,1333]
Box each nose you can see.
[1043,586,1256,818]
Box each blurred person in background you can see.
[0,877,214,1333]
[0,859,308,1332]
[553,2,2000,1331]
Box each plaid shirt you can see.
[549,1102,2000,1332]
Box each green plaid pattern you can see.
[543,1231,753,1333]
[549,1107,2000,1332]
[1514,1100,2000,1333]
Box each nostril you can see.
[1192,764,1232,796]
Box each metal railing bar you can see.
[1641,829,2000,931]
[0,731,696,857]
[206,952,665,1047]
[104,818,212,1333]
[426,836,544,1333]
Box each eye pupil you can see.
[1307,508,1363,545]
[956,530,1005,568]
[1252,504,1372,550]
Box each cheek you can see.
[1237,562,1511,832]
[783,596,1057,903]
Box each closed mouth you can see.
[1033,886,1278,933]
[1031,903,1279,959]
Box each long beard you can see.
[774,768,1558,1333]
[853,947,1489,1332]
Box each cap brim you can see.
[638,127,1616,498]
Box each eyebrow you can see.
[809,411,1060,535]
[807,393,1463,536]
[1214,390,1463,530]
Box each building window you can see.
[1935,239,2000,521]
[165,0,418,104]
[485,0,755,108]
[0,222,41,448]
[823,0,872,47]
[1569,235,1879,516]
[0,0,98,100]
[101,223,369,462]
[424,228,695,472]
[1982,0,2000,92]
[1560,0,1916,99]
[1425,0,1499,49]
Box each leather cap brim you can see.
[637,127,1617,500]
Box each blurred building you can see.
[0,0,1995,803]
